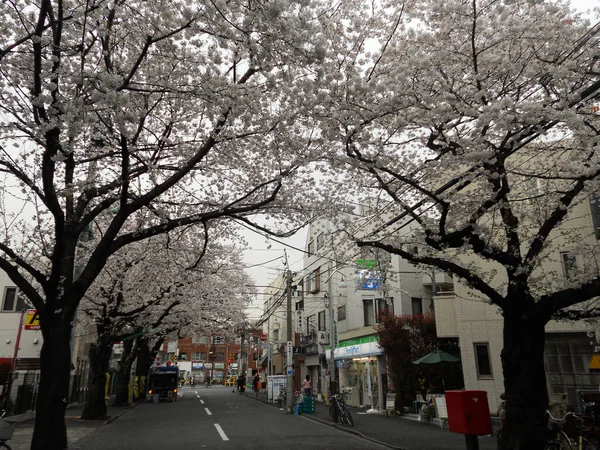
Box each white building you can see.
[294,215,454,410]
[434,196,600,414]
[0,269,43,412]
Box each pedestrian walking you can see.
[253,373,260,397]
[205,374,211,388]
[303,374,312,397]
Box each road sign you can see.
[24,309,40,330]
[287,368,292,376]
[286,341,293,366]
[260,333,267,342]
[295,310,303,333]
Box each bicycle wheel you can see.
[0,441,12,450]
[329,401,338,423]
[557,431,574,450]
[342,406,354,427]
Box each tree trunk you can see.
[31,323,71,450]
[498,305,549,450]
[134,339,153,401]
[80,337,113,420]
[113,339,135,406]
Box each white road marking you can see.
[200,399,204,404]
[214,423,229,441]
[205,407,212,415]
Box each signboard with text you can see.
[24,309,40,330]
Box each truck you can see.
[147,365,179,402]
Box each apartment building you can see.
[292,215,451,410]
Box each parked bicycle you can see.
[0,410,16,450]
[329,393,353,427]
[276,389,287,409]
[545,410,598,450]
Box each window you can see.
[411,297,423,316]
[337,305,346,321]
[316,233,326,250]
[295,300,304,310]
[318,311,326,331]
[213,336,225,344]
[192,352,205,361]
[273,329,279,342]
[307,240,314,256]
[308,267,321,293]
[561,251,577,281]
[474,343,493,378]
[376,298,392,322]
[2,287,28,312]
[306,315,316,333]
[363,299,374,326]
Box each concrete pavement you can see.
[242,388,499,450]
[7,402,142,450]
[7,387,499,450]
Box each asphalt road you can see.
[70,386,390,450]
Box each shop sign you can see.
[304,344,318,355]
[330,340,383,360]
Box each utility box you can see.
[445,390,492,435]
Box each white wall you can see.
[0,271,42,361]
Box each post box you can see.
[445,390,492,435]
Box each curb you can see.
[104,398,148,425]
[244,392,406,450]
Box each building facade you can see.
[434,196,600,414]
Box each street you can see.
[70,386,390,450]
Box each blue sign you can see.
[287,369,292,376]
[356,260,381,290]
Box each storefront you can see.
[328,336,384,410]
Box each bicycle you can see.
[0,410,15,450]
[546,410,598,450]
[276,389,287,409]
[329,393,354,427]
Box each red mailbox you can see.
[445,390,492,435]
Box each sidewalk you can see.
[7,402,142,450]
[243,389,499,450]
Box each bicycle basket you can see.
[0,420,16,440]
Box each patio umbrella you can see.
[412,350,461,392]
[412,349,460,365]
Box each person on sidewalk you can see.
[303,374,311,397]
[252,373,260,397]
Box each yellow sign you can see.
[24,309,40,330]
[590,355,600,370]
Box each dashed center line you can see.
[214,423,229,441]
[205,407,212,415]
[200,399,204,404]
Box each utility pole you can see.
[327,263,337,404]
[286,256,294,413]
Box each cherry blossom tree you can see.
[78,229,251,419]
[0,1,344,448]
[319,1,600,449]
